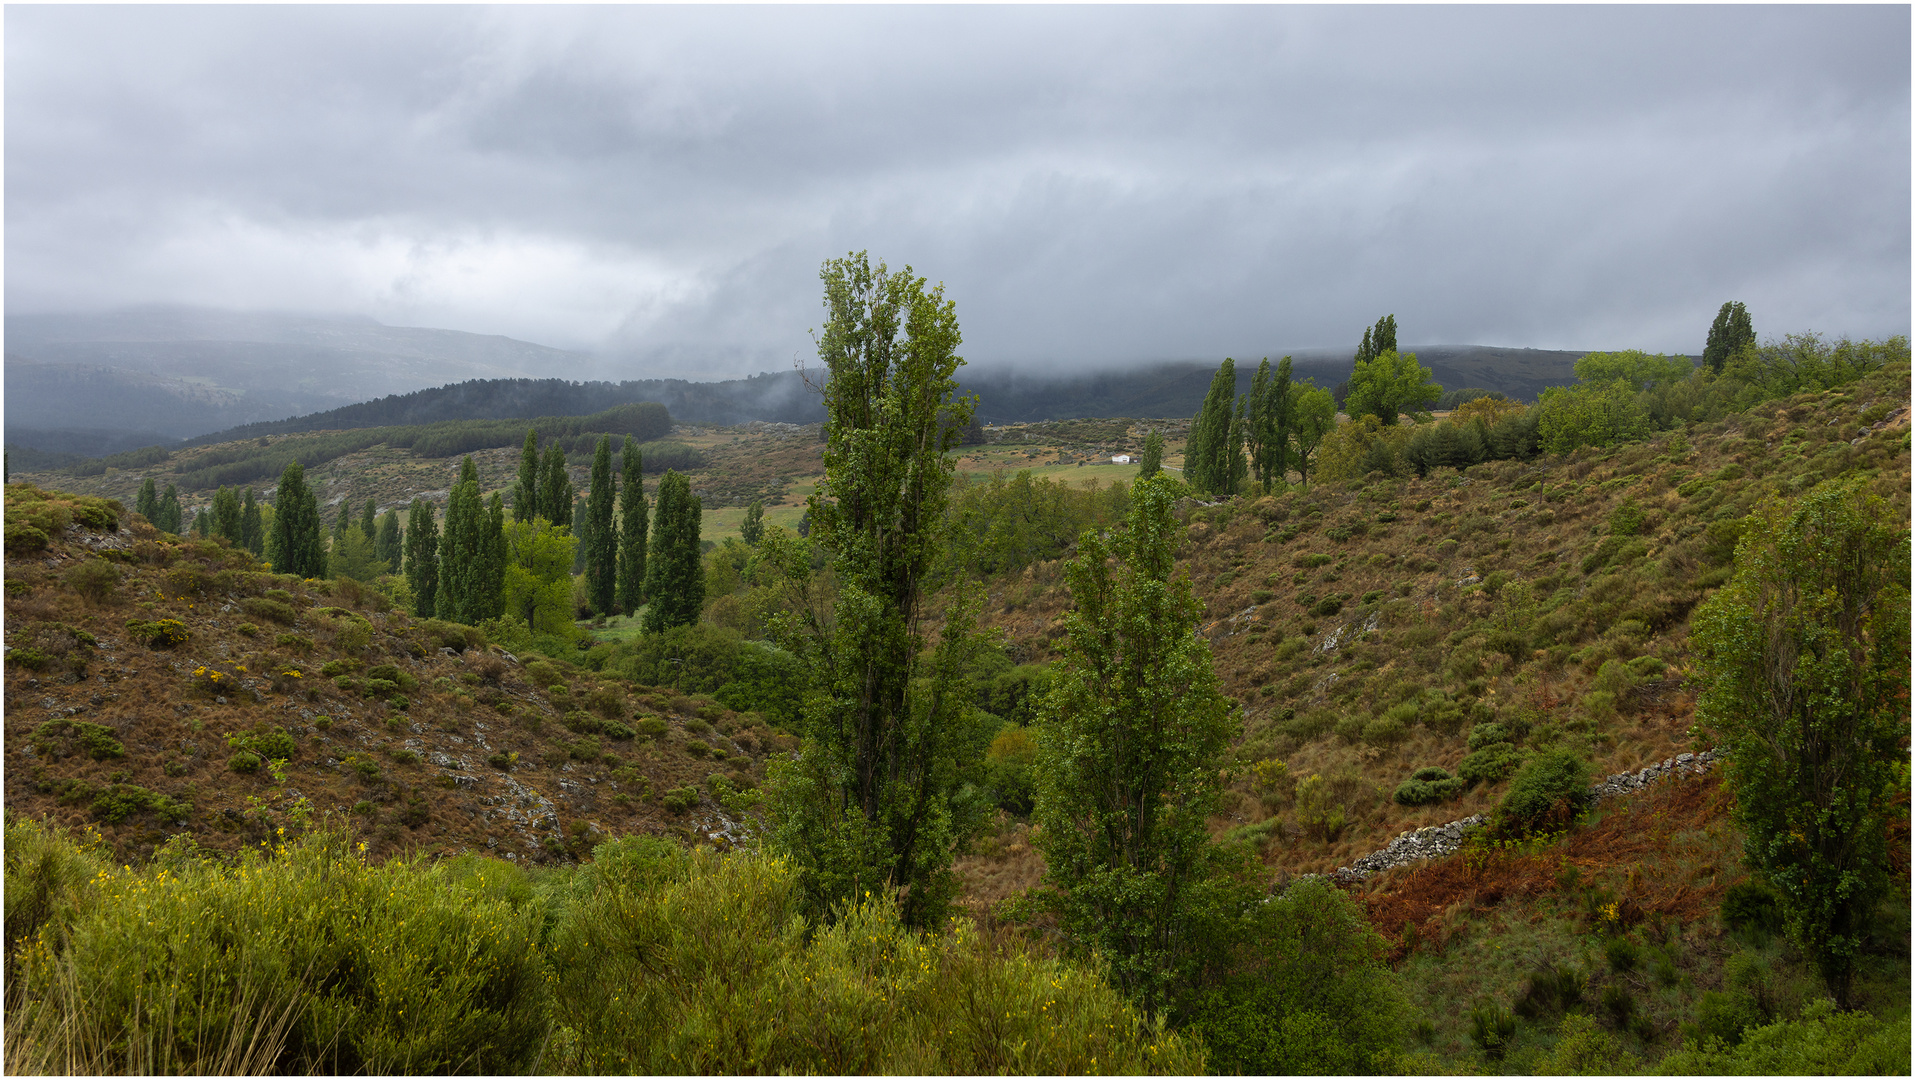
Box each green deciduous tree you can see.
[329,525,385,583]
[1534,379,1650,456]
[514,429,541,522]
[375,509,402,573]
[503,518,578,635]
[584,435,618,616]
[1704,300,1755,374]
[240,488,264,556]
[618,439,647,616]
[191,509,211,537]
[1354,313,1397,368]
[404,498,440,618]
[642,470,704,632]
[1033,472,1240,1013]
[1692,478,1910,1007]
[1346,349,1440,426]
[740,499,766,546]
[1573,349,1694,391]
[762,251,991,930]
[359,498,377,542]
[1287,384,1337,487]
[1138,429,1164,479]
[265,463,325,578]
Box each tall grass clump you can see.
[544,837,1203,1074]
[4,819,549,1075]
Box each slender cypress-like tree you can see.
[404,498,440,618]
[641,470,703,632]
[617,440,647,616]
[540,445,573,527]
[483,493,508,621]
[136,477,159,523]
[1138,429,1165,479]
[333,502,353,542]
[240,488,264,555]
[156,484,184,534]
[740,499,766,546]
[359,499,377,542]
[212,487,243,545]
[761,251,990,930]
[375,509,403,573]
[584,435,618,615]
[1226,393,1249,494]
[191,509,212,537]
[1185,358,1239,495]
[265,462,326,578]
[437,457,487,624]
[1265,355,1294,489]
[514,429,541,522]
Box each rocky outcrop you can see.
[1329,748,1721,883]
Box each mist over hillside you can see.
[3,308,595,449]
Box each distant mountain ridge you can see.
[174,344,1603,450]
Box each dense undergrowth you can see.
[3,818,1201,1075]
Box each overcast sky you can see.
[7,5,1909,379]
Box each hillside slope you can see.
[3,494,782,867]
[960,362,1911,888]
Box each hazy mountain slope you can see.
[4,307,593,441]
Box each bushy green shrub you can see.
[634,716,668,740]
[1513,962,1584,1019]
[1393,767,1465,806]
[659,785,700,814]
[32,719,125,761]
[5,825,548,1074]
[1493,748,1592,836]
[363,664,418,691]
[89,785,192,825]
[227,726,296,762]
[1458,742,1526,787]
[240,597,298,625]
[1659,998,1910,1075]
[1721,879,1784,936]
[227,751,263,774]
[1468,999,1518,1059]
[1466,722,1512,751]
[124,619,191,649]
[544,841,1199,1074]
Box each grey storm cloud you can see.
[6,5,1908,379]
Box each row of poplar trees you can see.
[400,435,704,631]
[241,436,702,633]
[1183,354,1339,496]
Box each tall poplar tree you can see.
[136,477,159,523]
[359,499,377,542]
[617,439,647,616]
[641,471,703,631]
[375,509,402,573]
[483,493,508,621]
[761,251,990,929]
[404,498,440,618]
[514,429,541,522]
[1704,300,1756,374]
[240,488,264,556]
[437,457,487,624]
[265,462,326,578]
[740,499,766,546]
[1185,358,1239,496]
[1138,429,1165,479]
[1034,472,1239,1014]
[156,485,184,534]
[584,436,617,615]
[212,487,243,546]
[540,445,573,527]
